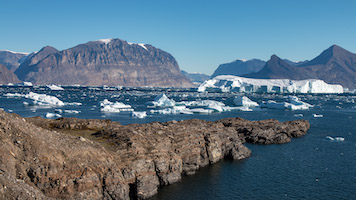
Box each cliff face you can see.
[14,39,193,87]
[0,110,309,199]
[0,64,20,84]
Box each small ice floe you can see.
[4,93,25,98]
[65,102,82,106]
[8,109,13,113]
[326,136,345,142]
[24,92,65,106]
[150,105,191,115]
[260,96,313,110]
[233,96,259,107]
[47,84,64,90]
[15,82,33,86]
[313,114,323,118]
[100,99,133,112]
[64,110,81,114]
[131,111,147,118]
[294,114,304,117]
[45,112,62,119]
[151,94,176,107]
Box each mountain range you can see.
[1,38,193,87]
[1,42,355,89]
[243,45,356,89]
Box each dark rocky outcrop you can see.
[0,111,309,199]
[0,64,21,84]
[14,39,193,87]
[0,50,29,72]
[244,45,356,89]
[211,59,266,78]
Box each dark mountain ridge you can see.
[211,59,265,78]
[243,45,356,89]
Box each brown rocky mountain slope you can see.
[0,64,20,84]
[14,39,193,87]
[0,111,309,199]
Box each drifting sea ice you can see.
[45,112,62,119]
[233,96,259,107]
[326,136,345,141]
[260,96,313,110]
[151,94,176,107]
[24,92,65,106]
[131,111,147,118]
[47,84,64,90]
[313,114,323,118]
[100,99,134,112]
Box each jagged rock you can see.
[0,111,309,199]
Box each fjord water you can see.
[1,86,355,199]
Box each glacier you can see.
[198,75,344,94]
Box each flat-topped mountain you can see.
[243,45,356,89]
[0,50,29,71]
[211,59,265,78]
[14,39,193,87]
[0,64,20,84]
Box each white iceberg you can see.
[151,94,176,107]
[131,111,147,118]
[15,82,33,86]
[45,113,62,119]
[326,136,345,141]
[233,96,259,107]
[260,96,313,110]
[198,75,344,94]
[100,99,133,112]
[313,114,323,118]
[24,92,65,106]
[4,93,25,98]
[47,84,64,90]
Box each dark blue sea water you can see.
[0,86,355,199]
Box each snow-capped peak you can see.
[97,38,113,44]
[0,49,29,55]
[128,42,148,51]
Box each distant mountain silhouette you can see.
[243,45,356,89]
[211,59,265,78]
[181,70,210,84]
[0,50,28,71]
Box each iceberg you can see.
[24,92,65,106]
[233,96,259,107]
[326,136,345,141]
[151,94,176,107]
[45,112,62,119]
[313,114,323,118]
[260,96,313,110]
[131,111,147,118]
[47,84,64,90]
[100,99,133,112]
[198,75,344,94]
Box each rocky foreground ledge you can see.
[0,110,309,199]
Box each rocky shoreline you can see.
[0,110,309,199]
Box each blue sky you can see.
[1,0,356,75]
